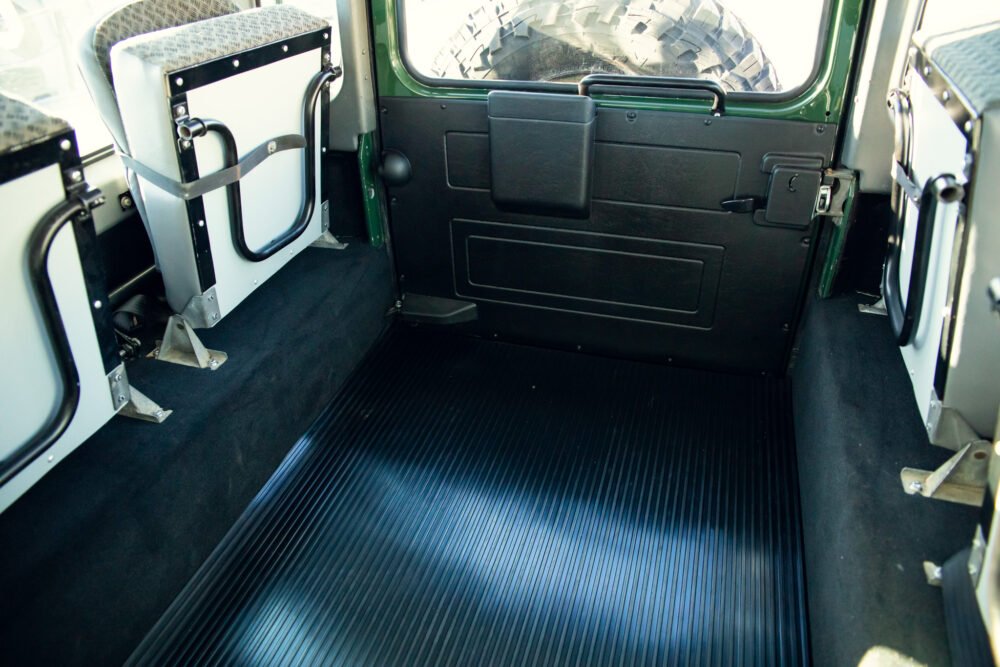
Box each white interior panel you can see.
[897,76,970,429]
[0,164,120,512]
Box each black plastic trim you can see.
[171,92,217,292]
[168,29,330,95]
[579,74,726,114]
[0,191,102,486]
[0,129,80,187]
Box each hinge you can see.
[813,169,855,218]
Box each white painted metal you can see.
[841,0,923,193]
[112,27,342,323]
[897,74,967,434]
[939,109,1000,438]
[0,164,122,513]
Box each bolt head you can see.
[114,374,122,382]
[59,138,72,151]
[233,59,240,68]
[197,219,205,227]
[909,480,924,492]
[175,77,184,87]
[118,394,126,402]
[155,410,164,418]
[69,170,83,182]
[173,105,187,117]
[282,44,289,52]
[93,300,103,309]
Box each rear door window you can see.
[400,0,828,93]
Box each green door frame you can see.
[371,0,865,124]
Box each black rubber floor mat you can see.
[130,327,808,666]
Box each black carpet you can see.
[0,245,394,666]
[131,325,809,666]
[793,295,979,666]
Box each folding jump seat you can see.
[78,1,343,368]
[0,94,142,511]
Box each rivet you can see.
[93,300,103,309]
[114,374,122,382]
[155,410,164,418]
[321,146,327,153]
[941,90,951,102]
[964,120,974,133]
[59,138,72,151]
[48,455,54,463]
[197,219,205,227]
[282,44,289,52]
[208,294,215,302]
[118,394,126,403]
[267,140,277,154]
[175,76,184,86]
[233,59,240,68]
[69,170,83,182]
[323,32,329,39]
[173,105,187,117]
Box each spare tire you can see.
[431,0,779,92]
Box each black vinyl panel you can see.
[383,97,836,372]
[131,326,809,666]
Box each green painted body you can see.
[357,131,385,247]
[371,0,864,124]
[818,180,858,298]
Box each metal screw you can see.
[233,59,240,68]
[704,119,712,126]
[267,140,277,154]
[323,32,329,39]
[321,146,327,153]
[155,410,164,419]
[909,480,924,493]
[323,52,331,63]
[282,44,289,52]
[941,91,951,102]
[181,139,192,150]
[114,374,122,382]
[59,138,72,151]
[175,77,184,87]
[48,455,54,462]
[197,219,205,227]
[69,170,83,183]
[120,194,134,209]
[93,300,103,309]
[173,105,187,118]
[118,394,126,403]
[964,120,974,133]
[923,66,931,76]
[626,110,637,121]
[211,313,219,321]
[208,294,215,302]
[210,358,219,368]
[816,125,826,134]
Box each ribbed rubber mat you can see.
[130,327,808,666]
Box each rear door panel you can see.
[382,97,836,371]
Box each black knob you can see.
[379,150,412,187]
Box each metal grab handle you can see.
[0,189,104,486]
[577,74,726,115]
[888,89,914,215]
[178,65,342,263]
[883,174,963,347]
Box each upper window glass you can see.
[0,0,128,155]
[401,0,827,93]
